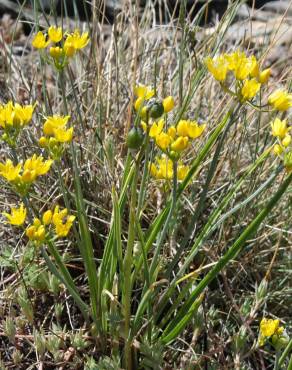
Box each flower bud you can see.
[134,97,143,111]
[39,136,48,147]
[33,218,42,227]
[126,126,144,150]
[256,278,268,301]
[35,225,46,242]
[273,144,283,155]
[163,96,175,113]
[149,100,164,119]
[50,46,63,59]
[282,134,291,148]
[284,151,292,172]
[258,68,271,84]
[42,210,52,225]
[26,225,36,239]
[21,169,37,183]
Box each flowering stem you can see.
[149,161,178,279]
[123,151,142,370]
[137,131,150,216]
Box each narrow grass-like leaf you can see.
[42,243,89,321]
[171,171,292,326]
[161,293,204,345]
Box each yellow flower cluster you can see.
[149,155,189,181]
[206,50,292,112]
[259,318,285,347]
[143,118,205,157]
[26,206,75,242]
[206,50,270,102]
[271,118,292,172]
[0,101,36,146]
[0,155,53,194]
[32,26,89,69]
[2,202,75,242]
[39,115,73,159]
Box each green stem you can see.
[137,133,150,216]
[149,160,178,279]
[123,153,142,370]
[279,338,292,368]
[274,352,280,370]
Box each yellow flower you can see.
[21,169,37,183]
[258,68,271,84]
[259,317,286,346]
[64,29,89,56]
[273,144,283,155]
[149,119,164,138]
[52,205,75,237]
[140,121,147,132]
[0,101,14,127]
[187,121,206,139]
[33,218,42,227]
[268,89,292,111]
[150,156,189,181]
[134,97,144,111]
[156,156,173,180]
[284,151,292,172]
[167,126,176,139]
[43,115,70,136]
[0,101,36,128]
[282,134,291,147]
[53,126,74,143]
[0,159,22,181]
[163,96,175,113]
[48,26,62,43]
[205,55,228,82]
[2,203,26,226]
[271,118,289,139]
[226,51,256,80]
[69,29,89,49]
[177,163,189,181]
[26,225,36,239]
[171,136,189,152]
[177,120,206,139]
[35,225,46,241]
[149,163,158,178]
[241,79,261,100]
[250,59,260,78]
[64,42,75,57]
[260,318,280,338]
[42,210,53,225]
[155,132,173,150]
[134,84,155,100]
[176,120,189,137]
[50,46,63,59]
[32,31,50,49]
[39,136,48,147]
[23,155,53,179]
[26,222,46,242]
[13,103,36,126]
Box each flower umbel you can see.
[258,318,287,348]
